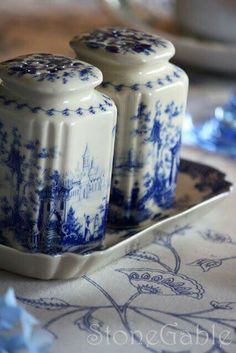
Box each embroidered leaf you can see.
[18,297,71,311]
[127,250,160,263]
[200,229,233,244]
[117,268,204,299]
[210,301,234,310]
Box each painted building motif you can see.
[0,121,108,254]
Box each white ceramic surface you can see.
[70,28,189,228]
[0,158,232,280]
[0,54,117,254]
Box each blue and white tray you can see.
[0,159,232,280]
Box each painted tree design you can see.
[109,100,183,226]
[139,101,182,209]
[0,123,58,248]
[62,207,81,243]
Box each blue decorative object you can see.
[182,92,236,158]
[108,101,183,226]
[0,122,110,254]
[0,54,117,254]
[0,288,52,353]
[0,157,232,280]
[71,28,188,228]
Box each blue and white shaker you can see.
[0,54,116,253]
[71,28,189,228]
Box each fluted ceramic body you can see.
[71,28,189,228]
[0,54,116,254]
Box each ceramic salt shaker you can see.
[0,53,116,254]
[70,28,189,228]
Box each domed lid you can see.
[70,27,175,67]
[0,53,102,95]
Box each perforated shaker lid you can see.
[70,27,175,67]
[0,53,103,94]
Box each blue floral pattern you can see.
[0,93,113,117]
[12,224,236,353]
[74,28,168,56]
[1,54,98,84]
[101,68,184,92]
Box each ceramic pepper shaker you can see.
[70,28,189,228]
[0,53,117,254]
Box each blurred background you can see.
[0,0,236,157]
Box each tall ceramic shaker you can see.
[70,28,188,228]
[0,53,116,253]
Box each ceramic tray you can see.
[0,159,232,280]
